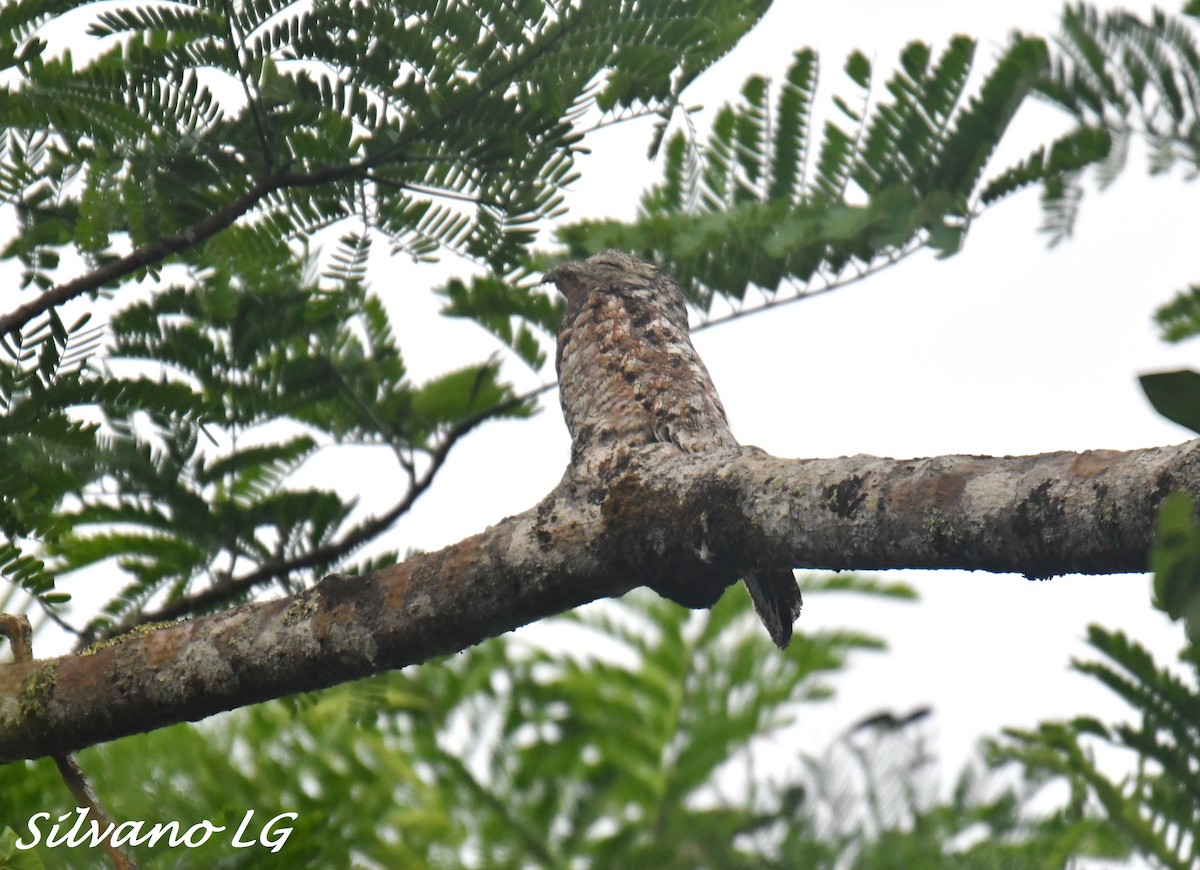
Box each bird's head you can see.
[543,249,659,312]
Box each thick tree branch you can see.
[3,441,1197,762]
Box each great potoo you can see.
[544,249,803,649]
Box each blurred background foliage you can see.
[1,584,1158,869]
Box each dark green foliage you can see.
[1155,284,1200,343]
[439,271,564,370]
[451,32,1057,346]
[585,33,1056,285]
[1,220,533,642]
[0,585,1123,867]
[437,3,1200,448]
[994,619,1200,870]
[1151,492,1200,646]
[1140,379,1200,647]
[0,0,771,288]
[1025,3,1200,244]
[0,308,105,604]
[554,35,1054,307]
[993,497,1200,870]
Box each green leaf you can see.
[0,827,45,870]
[410,361,524,429]
[1151,492,1200,644]
[438,273,561,369]
[1154,285,1200,343]
[1026,4,1200,238]
[1139,369,1200,434]
[845,50,871,86]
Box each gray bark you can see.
[2,440,1197,762]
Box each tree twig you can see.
[0,171,287,337]
[220,0,274,168]
[2,613,138,870]
[77,395,530,647]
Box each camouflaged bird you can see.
[545,249,802,648]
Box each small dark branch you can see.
[576,107,665,136]
[0,159,388,338]
[2,614,137,870]
[0,171,287,337]
[0,613,33,662]
[78,397,526,647]
[221,0,274,168]
[53,755,140,870]
[436,748,560,866]
[36,598,82,638]
[367,173,491,208]
[692,239,927,334]
[325,361,410,466]
[513,378,559,406]
[397,445,417,481]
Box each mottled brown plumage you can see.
[545,249,802,648]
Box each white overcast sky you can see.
[354,0,1198,783]
[8,1,1196,792]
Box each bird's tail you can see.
[743,570,803,649]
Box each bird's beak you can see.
[542,263,574,296]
